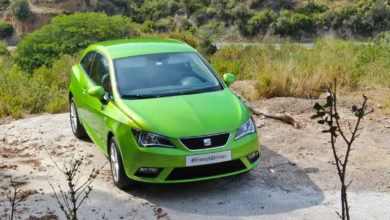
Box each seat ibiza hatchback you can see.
[69,39,260,189]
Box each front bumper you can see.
[116,127,260,183]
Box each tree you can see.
[199,37,216,56]
[15,12,139,72]
[10,0,32,21]
[0,22,13,38]
[312,81,373,219]
[246,10,275,36]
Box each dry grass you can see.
[210,38,390,98]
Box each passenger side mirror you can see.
[88,86,105,100]
[223,73,236,87]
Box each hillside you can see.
[1,0,390,45]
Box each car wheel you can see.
[109,136,133,189]
[70,97,87,139]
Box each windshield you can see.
[114,52,223,98]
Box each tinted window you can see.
[80,52,95,74]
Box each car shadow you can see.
[125,144,325,216]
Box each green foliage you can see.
[141,20,155,33]
[376,31,390,47]
[199,37,216,56]
[249,0,262,9]
[198,21,225,38]
[290,13,313,31]
[296,0,327,15]
[271,16,298,36]
[232,4,254,35]
[192,7,216,26]
[0,53,79,117]
[16,12,139,72]
[10,0,32,21]
[0,41,9,56]
[179,18,194,32]
[246,10,275,36]
[169,31,198,48]
[0,22,13,38]
[2,0,10,4]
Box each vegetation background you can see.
[0,0,389,117]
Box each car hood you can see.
[118,88,250,138]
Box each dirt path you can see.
[0,96,390,219]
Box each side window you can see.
[90,53,111,95]
[80,52,95,74]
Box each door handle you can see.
[82,87,86,95]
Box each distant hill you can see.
[1,0,390,44]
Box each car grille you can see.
[166,160,246,181]
[179,133,230,150]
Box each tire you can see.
[70,97,87,139]
[109,136,134,189]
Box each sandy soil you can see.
[0,93,390,219]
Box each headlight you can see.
[132,128,176,148]
[235,118,256,140]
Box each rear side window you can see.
[80,52,95,74]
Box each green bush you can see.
[199,37,216,56]
[0,41,9,56]
[295,0,327,15]
[249,0,262,9]
[192,8,216,26]
[290,13,314,31]
[10,0,32,21]
[0,22,13,38]
[271,16,298,36]
[232,4,254,35]
[246,10,275,36]
[141,20,155,33]
[198,21,225,38]
[16,12,139,72]
[0,53,80,117]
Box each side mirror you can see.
[223,73,236,87]
[88,86,105,100]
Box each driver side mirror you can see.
[88,86,105,100]
[223,73,236,87]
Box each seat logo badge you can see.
[203,138,212,147]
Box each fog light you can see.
[135,167,162,178]
[247,151,259,164]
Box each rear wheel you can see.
[109,136,133,189]
[70,97,87,139]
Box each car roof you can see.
[90,39,197,59]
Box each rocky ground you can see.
[0,90,390,219]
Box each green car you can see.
[69,39,260,189]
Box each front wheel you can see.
[109,136,134,189]
[70,97,87,139]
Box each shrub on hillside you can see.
[0,22,13,38]
[199,37,216,56]
[232,4,254,35]
[246,10,275,36]
[16,12,139,72]
[141,20,155,33]
[249,0,262,9]
[0,41,9,56]
[10,0,32,21]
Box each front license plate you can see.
[186,150,232,167]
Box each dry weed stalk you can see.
[49,156,105,220]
